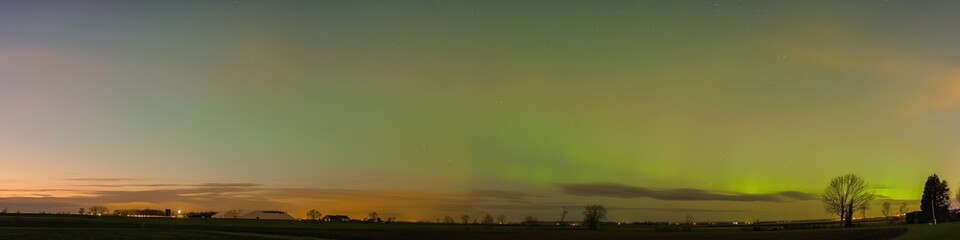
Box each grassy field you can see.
[894,221,960,240]
[0,214,928,240]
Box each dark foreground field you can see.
[1,214,950,240]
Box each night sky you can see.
[2,0,960,222]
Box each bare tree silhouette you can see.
[481,214,494,224]
[443,216,455,224]
[460,215,470,224]
[899,202,908,223]
[368,211,379,223]
[559,207,568,228]
[582,205,607,230]
[821,174,875,228]
[956,183,960,212]
[306,209,321,223]
[522,216,538,226]
[881,202,891,225]
[859,205,867,220]
[496,215,507,224]
[88,206,109,216]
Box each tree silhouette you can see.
[920,174,950,224]
[582,205,607,230]
[460,215,470,224]
[821,174,875,228]
[522,216,538,226]
[306,209,321,222]
[88,206,109,216]
[859,205,867,219]
[881,202,891,224]
[898,202,908,223]
[496,215,507,224]
[559,207,568,228]
[443,216,455,224]
[368,211,379,222]
[482,214,494,224]
[185,211,217,218]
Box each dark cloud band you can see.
[557,182,818,202]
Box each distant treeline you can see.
[185,211,218,218]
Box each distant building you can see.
[322,215,350,222]
[212,210,295,220]
[114,208,169,218]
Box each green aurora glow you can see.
[2,0,960,221]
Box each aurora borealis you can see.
[3,0,960,222]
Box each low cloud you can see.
[72,183,262,188]
[557,182,818,202]
[775,191,819,201]
[64,178,142,182]
[470,189,534,203]
[75,184,186,188]
[607,206,746,213]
